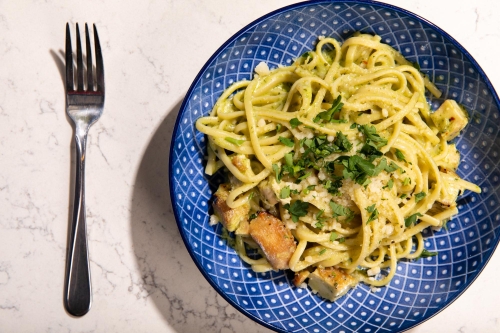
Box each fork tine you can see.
[85,24,93,91]
[93,24,104,92]
[76,23,84,91]
[65,23,74,92]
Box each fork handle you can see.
[64,130,92,316]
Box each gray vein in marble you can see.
[2,190,64,251]
[90,258,118,294]
[0,304,19,312]
[475,8,480,32]
[48,132,59,147]
[137,47,170,94]
[39,98,58,117]
[90,125,111,166]
[0,262,11,285]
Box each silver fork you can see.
[64,23,104,317]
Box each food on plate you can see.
[196,33,481,301]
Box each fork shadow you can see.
[129,100,272,333]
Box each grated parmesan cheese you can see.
[367,266,381,276]
[254,61,270,76]
[209,214,220,226]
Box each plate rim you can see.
[168,1,500,332]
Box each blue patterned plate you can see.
[169,1,500,332]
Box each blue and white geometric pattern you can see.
[169,1,500,332]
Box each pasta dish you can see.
[195,33,481,301]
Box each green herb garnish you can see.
[359,124,388,149]
[272,164,281,183]
[329,201,353,219]
[404,212,423,227]
[383,179,394,190]
[279,136,295,147]
[366,204,379,223]
[414,249,438,260]
[313,95,345,123]
[395,149,407,162]
[290,118,302,129]
[225,137,245,146]
[280,186,291,199]
[415,192,426,203]
[284,200,309,222]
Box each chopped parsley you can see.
[334,131,353,152]
[284,200,309,222]
[319,248,327,255]
[280,186,291,199]
[359,124,388,149]
[303,184,316,195]
[224,137,245,146]
[403,177,411,186]
[404,212,423,227]
[323,177,343,195]
[272,164,281,183]
[330,231,338,241]
[335,155,388,186]
[298,172,312,181]
[316,209,327,224]
[385,161,401,173]
[383,179,394,190]
[313,95,345,123]
[248,213,257,220]
[395,149,407,162]
[279,136,295,147]
[414,249,438,260]
[329,201,353,220]
[284,153,294,168]
[366,204,379,223]
[415,191,426,203]
[276,123,282,132]
[290,118,302,129]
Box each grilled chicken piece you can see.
[212,184,249,232]
[430,100,468,141]
[249,211,296,270]
[231,154,250,173]
[308,267,357,301]
[293,270,311,287]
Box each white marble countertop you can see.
[0,0,499,332]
